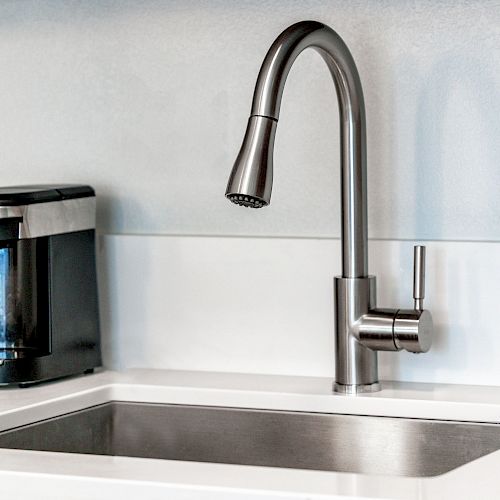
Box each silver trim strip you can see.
[0,197,96,239]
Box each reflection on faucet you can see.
[225,21,432,394]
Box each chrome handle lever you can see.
[413,245,426,310]
[392,245,432,353]
[356,245,433,354]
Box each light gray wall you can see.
[0,0,498,240]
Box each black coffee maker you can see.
[0,185,101,386]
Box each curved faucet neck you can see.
[251,21,368,278]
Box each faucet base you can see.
[333,381,381,394]
[334,276,379,390]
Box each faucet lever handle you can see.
[413,245,426,310]
[390,245,432,354]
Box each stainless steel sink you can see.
[0,402,498,477]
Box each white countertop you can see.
[0,369,500,500]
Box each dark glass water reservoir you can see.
[0,236,50,360]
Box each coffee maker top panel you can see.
[0,185,94,206]
[0,185,96,240]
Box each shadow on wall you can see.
[381,52,500,381]
[415,53,500,372]
[97,191,132,235]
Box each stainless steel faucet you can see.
[225,20,432,394]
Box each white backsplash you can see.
[99,234,499,386]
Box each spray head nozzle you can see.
[225,115,276,208]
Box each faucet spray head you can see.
[225,116,276,208]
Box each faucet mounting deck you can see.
[225,21,432,393]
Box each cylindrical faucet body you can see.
[226,21,373,391]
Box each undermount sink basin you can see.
[0,402,498,477]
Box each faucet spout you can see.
[226,20,368,278]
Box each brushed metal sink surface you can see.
[0,402,498,477]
